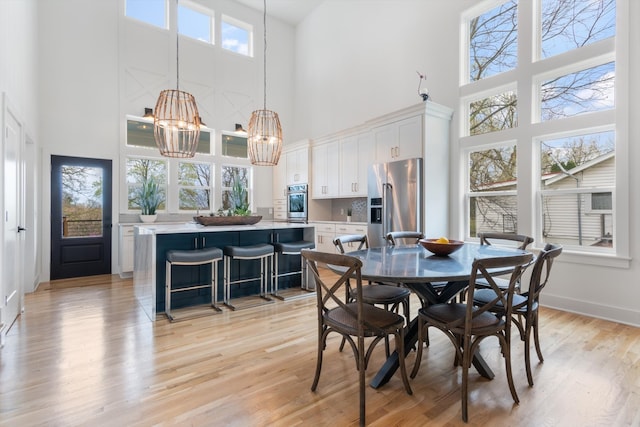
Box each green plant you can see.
[347,208,353,216]
[135,176,162,215]
[230,173,251,216]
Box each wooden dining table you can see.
[334,242,530,389]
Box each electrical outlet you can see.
[340,208,345,215]
[269,208,273,214]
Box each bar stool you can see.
[223,243,274,310]
[165,246,223,322]
[272,240,316,300]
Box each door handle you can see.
[18,226,26,232]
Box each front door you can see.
[50,156,112,280]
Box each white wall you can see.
[0,0,40,298]
[35,0,295,281]
[294,0,640,326]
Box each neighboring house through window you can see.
[459,0,627,259]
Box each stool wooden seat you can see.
[272,240,316,300]
[223,243,274,310]
[165,246,223,321]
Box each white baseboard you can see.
[543,293,640,327]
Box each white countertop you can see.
[135,220,314,235]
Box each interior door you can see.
[50,156,112,280]
[3,105,23,331]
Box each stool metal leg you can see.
[211,260,222,312]
[166,260,174,321]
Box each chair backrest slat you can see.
[462,253,534,331]
[479,232,534,250]
[333,234,368,254]
[385,231,424,246]
[520,243,563,310]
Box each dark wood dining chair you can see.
[301,249,412,427]
[477,232,534,294]
[385,231,424,246]
[333,234,411,356]
[473,243,563,386]
[410,251,534,422]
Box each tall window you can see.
[178,162,212,211]
[126,158,167,211]
[461,0,623,256]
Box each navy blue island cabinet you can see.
[132,222,315,321]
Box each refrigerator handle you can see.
[382,183,392,240]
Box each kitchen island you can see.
[133,221,315,321]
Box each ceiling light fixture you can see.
[247,0,283,166]
[153,0,200,158]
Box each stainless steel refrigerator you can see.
[367,158,423,247]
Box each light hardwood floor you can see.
[1,272,638,426]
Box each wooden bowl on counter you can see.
[419,238,464,256]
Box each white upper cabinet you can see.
[339,132,374,197]
[311,141,340,199]
[373,115,423,163]
[286,147,309,185]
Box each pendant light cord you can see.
[176,0,180,91]
[263,0,267,110]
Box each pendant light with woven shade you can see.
[154,0,200,158]
[247,0,283,166]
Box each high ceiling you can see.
[232,0,324,25]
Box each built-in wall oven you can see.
[287,184,308,222]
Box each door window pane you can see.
[541,0,616,59]
[61,166,103,238]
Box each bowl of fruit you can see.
[419,237,464,256]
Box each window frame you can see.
[458,0,629,266]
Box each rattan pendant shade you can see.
[247,0,282,166]
[154,89,200,158]
[153,0,200,158]
[248,109,282,166]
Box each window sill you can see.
[549,249,630,269]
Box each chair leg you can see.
[524,322,534,387]
[358,334,366,427]
[461,347,470,423]
[503,334,519,404]
[410,317,425,378]
[395,330,413,395]
[533,311,544,363]
[311,328,327,392]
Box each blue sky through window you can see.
[178,4,212,44]
[222,21,250,56]
[126,0,166,29]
